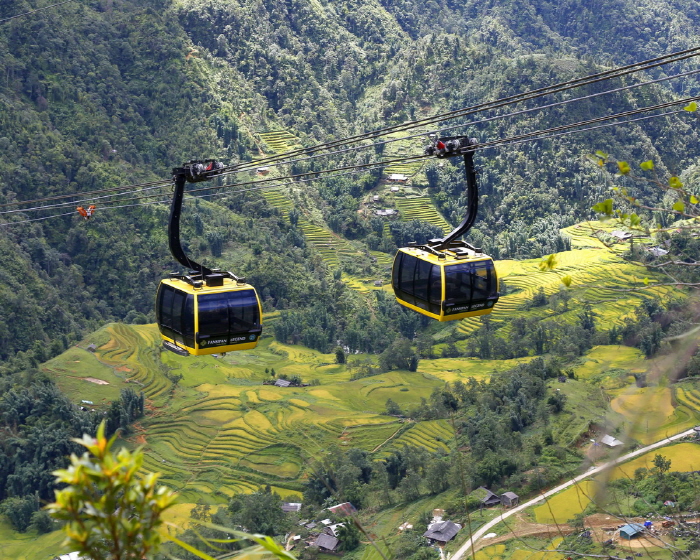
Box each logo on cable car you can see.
[230,336,247,343]
[201,338,228,346]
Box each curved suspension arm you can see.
[432,150,478,250]
[169,172,212,276]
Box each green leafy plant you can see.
[47,422,298,560]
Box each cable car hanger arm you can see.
[419,136,480,254]
[169,160,245,286]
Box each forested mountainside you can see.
[1,0,700,363]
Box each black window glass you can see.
[414,260,433,302]
[444,263,473,303]
[429,266,442,304]
[392,252,403,289]
[472,262,492,301]
[160,286,175,329]
[183,295,195,338]
[229,290,260,332]
[399,254,417,294]
[198,293,230,335]
[171,290,185,334]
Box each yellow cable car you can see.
[392,136,499,321]
[155,160,263,356]
[393,247,498,321]
[156,277,261,356]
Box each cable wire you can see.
[2,47,699,211]
[0,0,76,24]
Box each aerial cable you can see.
[211,67,700,181]
[0,182,170,216]
[0,107,689,228]
[0,177,171,209]
[215,46,700,175]
[473,95,700,151]
[0,0,76,24]
[2,49,699,211]
[493,109,685,150]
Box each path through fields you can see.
[450,428,696,560]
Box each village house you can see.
[423,520,461,546]
[480,488,502,507]
[501,492,519,508]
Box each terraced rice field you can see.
[45,328,449,510]
[394,196,451,233]
[458,242,675,335]
[257,131,301,154]
[261,188,367,271]
[610,384,700,444]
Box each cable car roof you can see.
[161,277,255,295]
[398,246,494,266]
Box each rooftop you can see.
[315,533,339,551]
[424,520,461,542]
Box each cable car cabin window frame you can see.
[392,252,443,315]
[196,289,261,347]
[156,284,195,348]
[443,260,497,315]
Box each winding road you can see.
[450,428,696,560]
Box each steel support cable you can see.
[492,109,685,150]
[2,50,699,211]
[208,67,700,183]
[0,156,428,225]
[0,182,171,216]
[0,98,695,227]
[472,95,700,151]
[215,47,700,175]
[0,0,76,24]
[0,178,172,209]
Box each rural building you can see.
[501,492,519,508]
[387,173,409,183]
[423,520,461,545]
[390,186,400,192]
[372,195,380,202]
[327,502,357,516]
[611,230,632,241]
[55,554,85,560]
[281,502,302,513]
[256,167,270,175]
[327,522,345,536]
[693,426,700,439]
[620,523,645,540]
[274,379,291,387]
[480,488,502,507]
[601,434,623,448]
[314,532,339,552]
[86,344,97,352]
[647,246,669,257]
[374,280,382,286]
[375,208,397,217]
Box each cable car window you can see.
[472,262,492,301]
[399,254,417,294]
[444,263,473,303]
[160,286,175,329]
[392,252,403,288]
[183,295,194,338]
[429,266,442,305]
[171,290,186,334]
[228,290,260,332]
[414,259,433,302]
[198,293,230,335]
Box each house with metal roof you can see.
[601,434,623,448]
[314,532,339,552]
[281,502,302,513]
[423,520,461,545]
[479,488,502,507]
[620,523,645,540]
[274,379,291,387]
[501,492,519,508]
[327,502,357,516]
